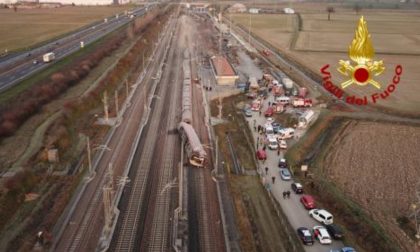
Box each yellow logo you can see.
[338,16,385,89]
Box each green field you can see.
[0,6,129,52]
[231,8,420,115]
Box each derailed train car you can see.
[182,57,192,124]
[178,122,207,167]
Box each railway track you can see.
[188,46,225,252]
[54,12,174,252]
[147,27,181,251]
[110,12,181,252]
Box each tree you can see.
[326,7,334,21]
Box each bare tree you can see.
[326,6,334,21]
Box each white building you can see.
[227,3,246,13]
[249,8,259,14]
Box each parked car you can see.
[313,226,332,244]
[268,137,278,150]
[264,107,274,117]
[297,227,314,245]
[330,247,356,252]
[309,209,333,225]
[325,224,344,240]
[279,140,287,149]
[300,195,316,209]
[243,108,252,117]
[265,117,274,124]
[247,92,257,99]
[291,182,303,194]
[279,168,291,180]
[278,158,287,168]
[271,122,282,133]
[256,149,267,160]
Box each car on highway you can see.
[279,168,291,180]
[297,227,314,245]
[309,209,333,225]
[291,182,303,194]
[243,108,252,117]
[325,224,344,240]
[278,158,287,168]
[300,195,316,209]
[330,247,356,252]
[32,59,38,65]
[313,226,332,245]
[256,149,267,160]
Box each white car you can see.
[278,128,295,140]
[266,117,274,124]
[265,125,274,136]
[268,137,278,150]
[279,140,287,149]
[313,226,332,244]
[309,209,333,225]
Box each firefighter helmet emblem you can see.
[338,16,385,89]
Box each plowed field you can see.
[322,120,420,249]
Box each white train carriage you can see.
[178,122,207,167]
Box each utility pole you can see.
[102,91,109,122]
[87,136,92,175]
[103,163,115,233]
[125,80,129,99]
[114,90,119,118]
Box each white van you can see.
[278,128,295,140]
[276,96,290,105]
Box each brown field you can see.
[231,8,420,114]
[320,120,420,249]
[0,6,129,52]
[323,120,420,217]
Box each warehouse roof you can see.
[211,56,236,77]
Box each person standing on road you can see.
[259,110,262,116]
[287,191,291,198]
[277,148,280,156]
[283,191,286,199]
[253,119,256,127]
[265,167,268,175]
[272,176,276,184]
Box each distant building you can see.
[249,8,260,14]
[283,7,295,14]
[227,3,246,13]
[210,56,239,85]
[38,0,113,4]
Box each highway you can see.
[0,5,152,92]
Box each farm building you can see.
[210,56,239,85]
[249,8,260,14]
[227,3,246,13]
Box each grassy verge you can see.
[213,93,304,252]
[286,111,402,252]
